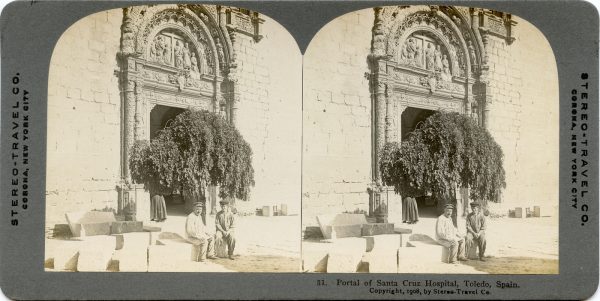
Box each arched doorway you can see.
[115,5,264,221]
[149,105,185,140]
[368,5,488,222]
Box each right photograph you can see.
[302,5,558,274]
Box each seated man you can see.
[435,204,468,263]
[466,201,487,261]
[215,200,236,260]
[185,202,216,262]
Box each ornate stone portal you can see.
[116,5,263,220]
[367,6,515,221]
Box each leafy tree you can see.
[380,112,505,210]
[129,109,255,214]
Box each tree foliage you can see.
[380,112,505,204]
[129,109,255,203]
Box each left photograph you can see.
[44,4,302,272]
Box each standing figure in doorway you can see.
[150,191,167,222]
[466,201,487,261]
[215,200,236,260]
[402,196,419,224]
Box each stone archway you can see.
[367,5,516,221]
[115,4,264,221]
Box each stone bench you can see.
[406,240,450,263]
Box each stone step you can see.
[364,234,403,252]
[113,247,148,272]
[327,250,363,273]
[362,249,399,273]
[114,232,151,250]
[361,223,395,236]
[77,246,115,272]
[406,240,448,263]
[110,221,143,234]
[65,211,116,237]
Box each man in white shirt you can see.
[435,204,468,263]
[185,202,216,262]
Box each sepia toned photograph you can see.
[44,4,302,272]
[302,5,559,274]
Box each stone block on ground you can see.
[362,223,395,236]
[143,225,161,232]
[215,236,228,258]
[327,237,368,253]
[280,204,288,216]
[113,247,148,272]
[466,244,478,260]
[110,221,143,234]
[327,250,363,273]
[364,234,402,252]
[302,242,331,272]
[51,241,81,271]
[514,207,523,218]
[262,206,271,217]
[406,240,447,263]
[147,244,195,271]
[325,224,362,238]
[362,249,399,273]
[66,211,116,237]
[394,227,413,235]
[77,245,115,272]
[317,213,367,239]
[304,226,324,239]
[115,232,151,250]
[52,224,72,238]
[533,206,541,217]
[82,235,118,250]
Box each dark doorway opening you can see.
[149,105,186,215]
[150,105,186,140]
[401,107,436,217]
[400,107,435,141]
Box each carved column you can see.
[374,79,386,183]
[134,77,145,141]
[123,78,136,182]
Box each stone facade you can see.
[302,6,558,227]
[303,9,374,225]
[46,6,301,226]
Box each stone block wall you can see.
[46,9,123,226]
[484,16,559,213]
[46,8,302,226]
[234,17,302,214]
[302,10,374,227]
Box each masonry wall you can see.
[301,8,560,227]
[234,17,302,215]
[46,9,123,226]
[302,10,374,227]
[485,17,559,214]
[46,8,302,226]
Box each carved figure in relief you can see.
[183,43,192,69]
[434,45,443,72]
[441,55,452,82]
[414,43,423,67]
[162,38,171,65]
[174,41,184,68]
[468,41,476,71]
[425,43,435,71]
[190,53,200,79]
[450,48,460,77]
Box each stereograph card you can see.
[0,0,598,299]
